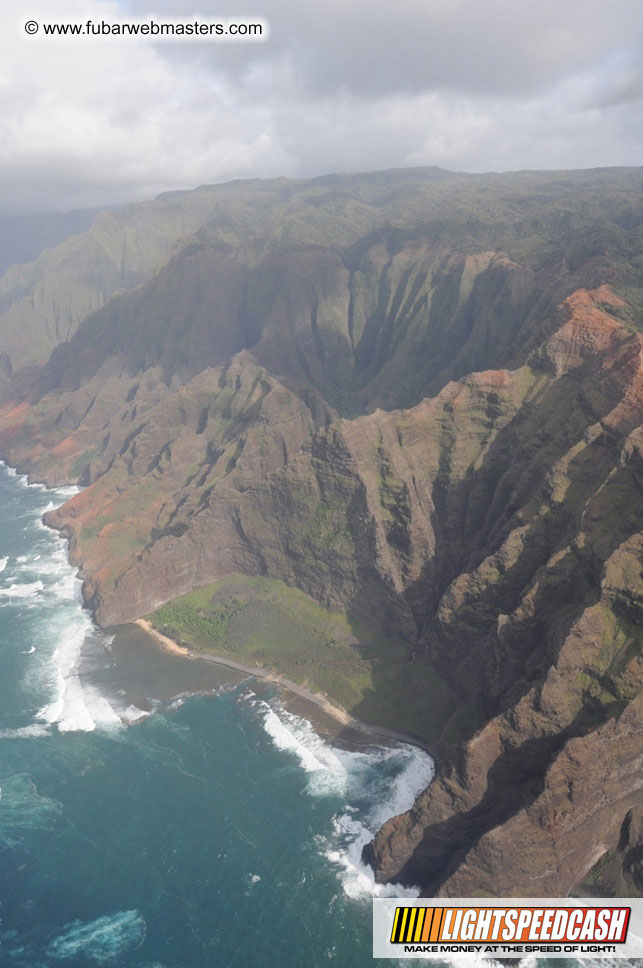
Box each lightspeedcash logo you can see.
[389,905,629,945]
[373,898,643,960]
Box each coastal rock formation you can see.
[1,166,642,895]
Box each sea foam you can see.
[0,774,62,829]
[47,910,146,963]
[35,609,122,733]
[0,580,44,599]
[252,694,434,900]
[1,462,122,734]
[259,700,347,790]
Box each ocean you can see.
[0,462,633,968]
[0,463,433,967]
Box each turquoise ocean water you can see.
[0,463,436,967]
[0,463,633,968]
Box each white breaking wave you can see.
[253,695,434,900]
[0,580,44,598]
[0,724,51,738]
[19,554,71,576]
[0,557,7,572]
[0,462,122,734]
[36,607,122,733]
[121,705,151,725]
[323,743,434,900]
[260,701,347,790]
[51,484,81,501]
[0,461,76,496]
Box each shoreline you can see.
[0,457,435,760]
[2,444,434,761]
[134,618,433,755]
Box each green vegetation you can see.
[151,591,244,649]
[147,574,455,744]
[612,286,643,332]
[5,165,643,764]
[579,842,643,898]
[68,449,100,479]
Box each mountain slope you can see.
[1,166,643,895]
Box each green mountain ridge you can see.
[1,166,643,896]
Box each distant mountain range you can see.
[1,166,642,897]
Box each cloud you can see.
[0,0,641,214]
[121,0,643,99]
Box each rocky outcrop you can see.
[1,167,643,896]
[55,286,643,896]
[365,691,643,896]
[361,292,643,894]
[40,354,330,622]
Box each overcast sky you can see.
[0,0,641,214]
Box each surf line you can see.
[135,618,432,754]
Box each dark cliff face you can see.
[1,166,643,895]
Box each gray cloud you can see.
[0,0,641,215]
[122,0,643,98]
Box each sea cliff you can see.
[1,166,642,895]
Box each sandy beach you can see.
[134,618,432,754]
